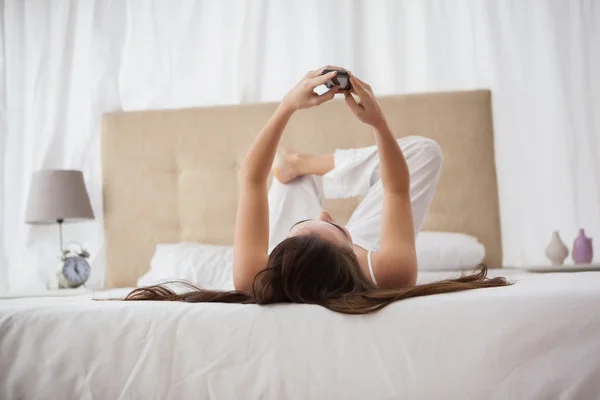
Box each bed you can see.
[2,90,600,399]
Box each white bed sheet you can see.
[1,270,600,399]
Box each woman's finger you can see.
[344,92,362,115]
[325,65,350,72]
[310,70,337,87]
[314,86,339,105]
[306,68,325,78]
[307,66,351,80]
[353,75,369,87]
[307,65,338,78]
[353,75,373,94]
[349,75,370,98]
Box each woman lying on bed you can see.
[126,66,510,314]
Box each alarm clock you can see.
[57,243,91,289]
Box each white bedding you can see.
[1,270,600,399]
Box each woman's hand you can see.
[282,68,339,112]
[344,75,388,131]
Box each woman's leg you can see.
[267,174,324,253]
[324,136,443,251]
[271,136,443,251]
[272,149,334,183]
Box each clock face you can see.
[62,256,91,285]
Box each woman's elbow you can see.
[233,274,253,295]
[379,258,418,289]
[404,266,418,287]
[400,257,418,287]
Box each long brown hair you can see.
[124,235,511,314]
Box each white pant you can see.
[268,136,443,253]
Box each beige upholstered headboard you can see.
[102,90,501,288]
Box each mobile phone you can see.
[321,69,352,91]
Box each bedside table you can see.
[504,263,600,273]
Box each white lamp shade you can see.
[25,169,95,224]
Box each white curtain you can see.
[1,0,598,291]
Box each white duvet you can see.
[1,270,600,400]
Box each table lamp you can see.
[24,170,95,252]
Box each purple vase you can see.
[572,229,593,264]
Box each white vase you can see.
[545,231,569,265]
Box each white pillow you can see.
[137,243,234,290]
[416,232,486,271]
[138,232,485,288]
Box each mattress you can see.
[1,271,600,399]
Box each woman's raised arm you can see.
[233,68,339,293]
[344,75,417,288]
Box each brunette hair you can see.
[124,235,511,314]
